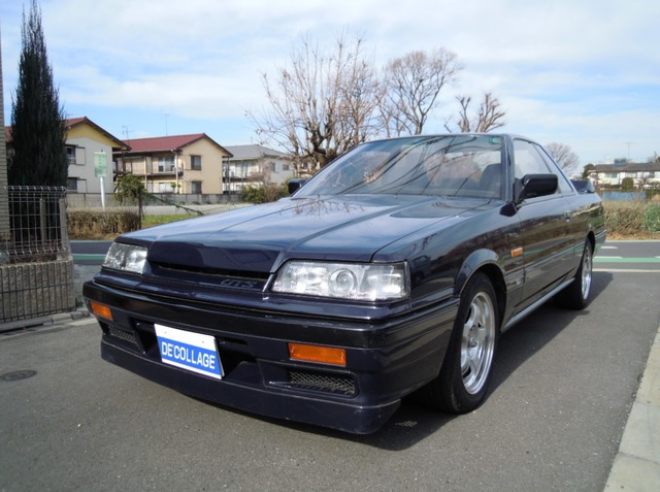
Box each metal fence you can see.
[1,186,70,264]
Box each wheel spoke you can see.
[581,247,592,300]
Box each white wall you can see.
[66,136,115,194]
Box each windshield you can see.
[296,135,505,199]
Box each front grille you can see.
[150,262,268,291]
[108,326,139,346]
[288,370,357,396]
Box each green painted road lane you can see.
[73,254,106,262]
[595,257,660,263]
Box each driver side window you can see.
[513,139,551,179]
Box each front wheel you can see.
[555,239,593,310]
[420,273,499,413]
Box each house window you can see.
[66,146,77,165]
[282,164,290,171]
[157,182,173,193]
[156,156,175,173]
[191,155,202,170]
[67,178,78,192]
[191,181,203,194]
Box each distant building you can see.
[113,134,232,195]
[590,161,660,188]
[5,116,128,194]
[223,145,293,193]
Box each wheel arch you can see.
[454,249,507,330]
[586,230,596,253]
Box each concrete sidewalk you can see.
[604,325,660,491]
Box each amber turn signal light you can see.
[288,343,346,366]
[89,301,113,321]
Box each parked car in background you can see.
[571,179,597,194]
[84,134,606,434]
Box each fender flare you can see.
[454,248,503,296]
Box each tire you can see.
[555,239,593,310]
[421,273,499,413]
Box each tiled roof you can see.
[595,162,660,173]
[65,117,87,128]
[122,133,232,157]
[65,117,127,149]
[5,116,127,150]
[124,134,206,153]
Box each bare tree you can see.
[446,92,505,133]
[382,49,463,136]
[546,142,580,172]
[251,33,381,170]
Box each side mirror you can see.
[515,174,558,203]
[288,179,307,195]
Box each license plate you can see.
[155,324,224,380]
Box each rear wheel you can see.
[421,273,499,413]
[555,240,593,310]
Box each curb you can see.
[604,323,660,491]
[0,309,91,334]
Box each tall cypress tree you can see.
[9,0,67,187]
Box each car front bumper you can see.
[83,279,457,434]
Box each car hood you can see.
[124,195,496,273]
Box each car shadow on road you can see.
[198,271,614,450]
[252,271,615,449]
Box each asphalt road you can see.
[2,241,659,492]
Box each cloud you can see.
[2,0,658,163]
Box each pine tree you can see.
[9,0,67,187]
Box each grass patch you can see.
[142,214,198,228]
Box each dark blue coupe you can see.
[84,134,606,434]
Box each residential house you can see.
[64,117,129,193]
[4,116,128,194]
[223,145,293,193]
[114,134,232,195]
[591,160,660,188]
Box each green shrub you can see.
[68,210,141,239]
[242,183,287,204]
[603,201,646,236]
[643,203,660,233]
[116,174,146,205]
[621,177,635,192]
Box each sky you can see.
[1,0,659,169]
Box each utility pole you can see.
[162,111,170,136]
[624,142,634,162]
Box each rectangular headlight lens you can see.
[272,261,409,301]
[103,243,148,274]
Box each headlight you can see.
[272,261,409,301]
[103,243,148,274]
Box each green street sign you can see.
[95,151,107,178]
